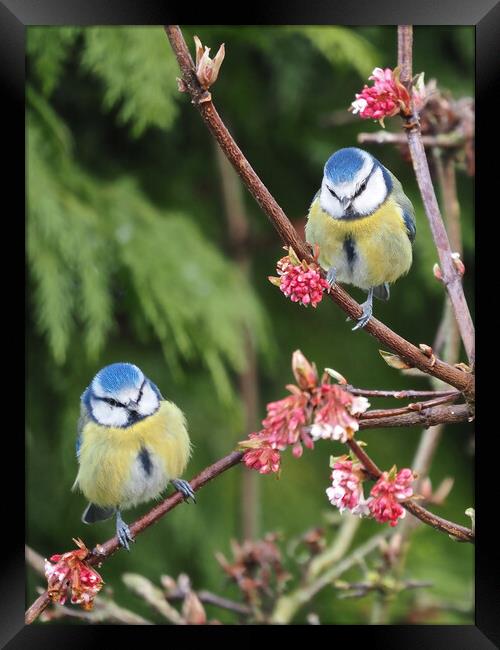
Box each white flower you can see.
[310,423,333,441]
[351,98,368,114]
[326,485,347,511]
[310,423,351,443]
[348,396,370,415]
[351,496,371,517]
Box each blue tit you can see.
[73,362,194,551]
[305,147,416,330]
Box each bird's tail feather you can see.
[372,283,390,301]
[82,503,115,524]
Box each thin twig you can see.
[164,25,474,401]
[358,130,466,148]
[359,392,459,419]
[26,544,45,576]
[346,386,457,399]
[271,514,360,623]
[167,588,251,615]
[271,530,392,623]
[397,25,475,365]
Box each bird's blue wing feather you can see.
[387,169,416,244]
[403,209,416,243]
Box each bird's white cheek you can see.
[91,399,129,427]
[319,184,343,218]
[137,383,160,417]
[352,168,387,216]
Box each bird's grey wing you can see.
[388,170,416,243]
[76,404,90,461]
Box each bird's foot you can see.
[352,299,373,331]
[172,479,196,504]
[116,512,134,551]
[326,266,337,290]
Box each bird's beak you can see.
[127,401,140,413]
[341,197,352,211]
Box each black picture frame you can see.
[10,0,498,646]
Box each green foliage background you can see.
[26,26,474,624]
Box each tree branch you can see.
[359,403,469,430]
[397,25,475,365]
[164,25,474,402]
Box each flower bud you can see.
[194,35,225,90]
[292,350,318,390]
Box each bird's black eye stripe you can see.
[353,164,376,199]
[137,379,146,403]
[353,180,368,198]
[328,187,339,200]
[101,397,124,408]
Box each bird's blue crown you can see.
[81,363,144,404]
[97,363,142,393]
[324,147,372,185]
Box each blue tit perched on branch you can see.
[305,147,416,330]
[73,363,194,551]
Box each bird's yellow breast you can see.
[74,401,191,508]
[305,195,412,289]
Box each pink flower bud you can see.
[326,459,369,516]
[271,249,329,308]
[451,252,465,276]
[45,538,104,610]
[242,440,281,474]
[292,350,319,390]
[194,35,225,90]
[433,263,443,281]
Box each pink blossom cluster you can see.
[310,384,370,443]
[45,538,104,609]
[279,264,329,307]
[239,355,415,529]
[351,67,411,124]
[269,248,329,308]
[242,437,282,474]
[262,391,312,456]
[326,462,415,527]
[368,468,415,527]
[240,351,369,473]
[326,458,369,516]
